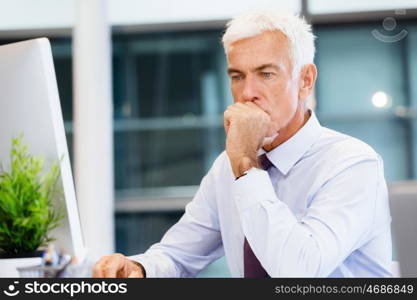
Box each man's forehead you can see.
[227,31,290,60]
[226,32,291,72]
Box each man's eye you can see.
[262,72,273,79]
[231,75,242,81]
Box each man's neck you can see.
[262,106,310,152]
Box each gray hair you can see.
[222,10,316,75]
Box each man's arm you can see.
[233,155,390,277]
[93,162,223,278]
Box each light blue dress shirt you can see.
[130,110,392,277]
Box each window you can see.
[315,22,414,181]
[112,32,229,191]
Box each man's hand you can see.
[92,253,145,278]
[224,102,278,178]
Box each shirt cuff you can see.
[233,167,278,212]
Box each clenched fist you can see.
[92,253,145,278]
[223,102,278,178]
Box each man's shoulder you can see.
[305,127,385,187]
[315,127,380,163]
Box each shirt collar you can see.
[258,110,322,176]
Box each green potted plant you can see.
[0,135,64,277]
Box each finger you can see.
[245,101,269,114]
[92,256,110,278]
[223,114,231,135]
[224,104,241,114]
[231,102,251,112]
[245,101,262,109]
[224,105,249,117]
[252,99,273,115]
[102,255,125,278]
[233,102,247,109]
[128,270,141,278]
[223,109,245,133]
[223,108,235,135]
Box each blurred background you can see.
[1,0,417,276]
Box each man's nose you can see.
[241,77,260,102]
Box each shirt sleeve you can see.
[129,169,223,277]
[233,155,387,277]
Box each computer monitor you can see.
[0,38,85,260]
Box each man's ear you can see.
[298,64,317,101]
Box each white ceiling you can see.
[0,0,300,31]
[309,0,417,14]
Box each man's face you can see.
[226,30,300,132]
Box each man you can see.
[93,11,392,278]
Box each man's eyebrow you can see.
[254,64,280,72]
[227,68,242,75]
[227,64,280,75]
